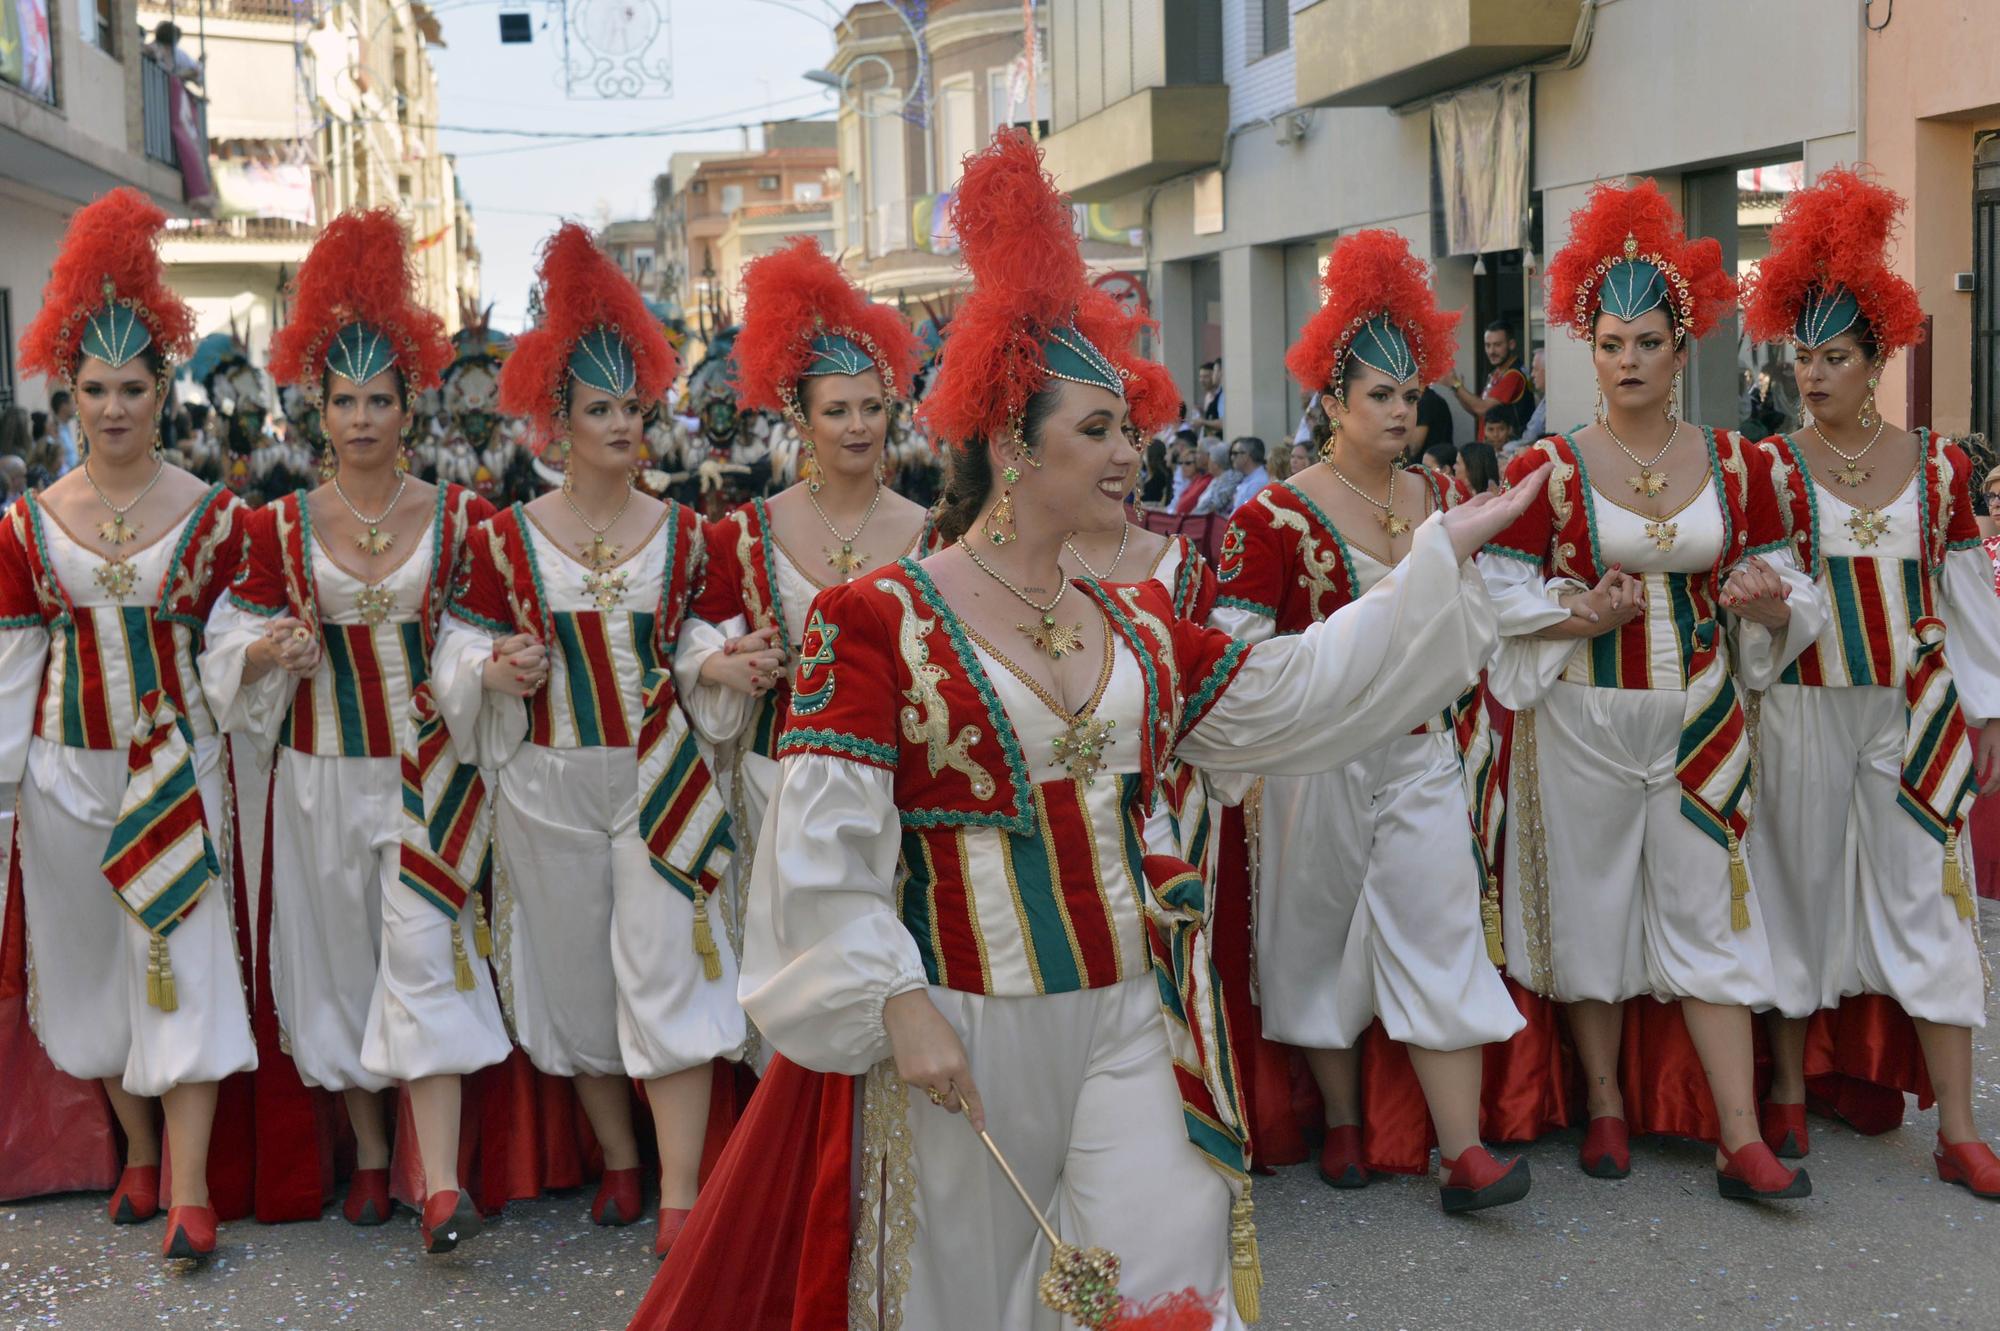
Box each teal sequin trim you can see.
[1479,542,1545,565]
[1178,638,1247,743]
[226,590,284,618]
[776,727,898,768]
[1214,593,1277,619]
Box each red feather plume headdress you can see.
[1285,228,1459,399]
[1741,167,1924,355]
[919,130,1176,449]
[19,187,196,384]
[732,235,921,422]
[499,222,680,452]
[1545,178,1737,341]
[267,208,453,396]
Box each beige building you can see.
[1042,0,1871,447]
[1,0,206,411]
[139,0,477,367]
[826,0,1142,304]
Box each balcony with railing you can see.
[1293,0,1577,107]
[142,53,209,170]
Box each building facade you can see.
[0,0,207,410]
[137,0,476,368]
[1043,0,1874,449]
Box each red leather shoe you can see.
[591,1167,644,1226]
[654,1205,691,1258]
[161,1204,217,1260]
[1579,1116,1631,1179]
[1317,1124,1370,1189]
[1438,1145,1532,1214]
[108,1165,160,1224]
[1760,1102,1809,1159]
[1716,1141,1811,1200]
[1934,1136,2000,1200]
[343,1167,393,1225]
[421,1190,485,1254]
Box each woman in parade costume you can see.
[0,188,255,1259]
[629,130,1544,1331]
[1478,179,1825,1200]
[1211,229,1528,1212]
[677,236,925,946]
[438,223,750,1257]
[1740,168,2000,1197]
[200,209,512,1249]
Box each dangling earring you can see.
[1859,375,1879,429]
[802,438,821,493]
[1318,408,1341,464]
[319,447,337,483]
[558,437,574,494]
[1594,385,1608,427]
[983,459,1022,546]
[1665,369,1683,422]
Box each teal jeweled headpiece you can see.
[1342,313,1419,387]
[325,321,399,387]
[1042,322,1125,397]
[1577,233,1693,338]
[568,324,637,397]
[78,278,153,370]
[1794,282,1861,348]
[802,331,874,379]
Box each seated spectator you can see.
[1190,439,1242,516]
[1421,440,1458,474]
[1229,435,1271,500]
[1288,439,1314,478]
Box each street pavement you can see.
[5,902,1998,1331]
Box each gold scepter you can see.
[970,1123,1214,1331]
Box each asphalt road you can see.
[6,902,1998,1331]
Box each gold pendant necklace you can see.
[561,479,634,571]
[1603,419,1679,499]
[83,457,165,547]
[1052,715,1117,785]
[958,538,1084,659]
[1326,463,1410,538]
[1064,524,1131,581]
[1847,507,1890,548]
[333,473,408,556]
[809,481,884,579]
[1811,419,1887,489]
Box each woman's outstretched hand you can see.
[1441,462,1552,563]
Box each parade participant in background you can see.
[1478,179,1824,1201]
[438,223,752,1257]
[200,209,511,1249]
[1741,167,2000,1197]
[0,189,255,1259]
[1213,229,1528,1212]
[1447,320,1535,441]
[677,235,924,950]
[629,128,1544,1331]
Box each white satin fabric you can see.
[1212,541,1521,1053]
[1751,474,2000,1026]
[1478,487,1820,1005]
[434,519,747,1081]
[16,737,256,1096]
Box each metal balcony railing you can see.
[142,54,210,169]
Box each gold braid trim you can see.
[1513,708,1555,995]
[849,1060,916,1330]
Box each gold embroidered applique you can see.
[879,578,995,800]
[1052,715,1117,785]
[582,567,628,609]
[1847,507,1889,548]
[1255,491,1342,614]
[848,1061,917,1331]
[94,556,138,597]
[1645,519,1679,552]
[355,583,395,626]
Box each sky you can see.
[426,0,841,331]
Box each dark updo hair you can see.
[1458,440,1501,494]
[933,383,1063,546]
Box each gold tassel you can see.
[452,923,476,991]
[1727,830,1751,933]
[471,891,493,959]
[1481,873,1506,967]
[1944,827,1976,921]
[146,934,163,1009]
[692,891,723,982]
[155,935,178,1013]
[1230,1182,1262,1323]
